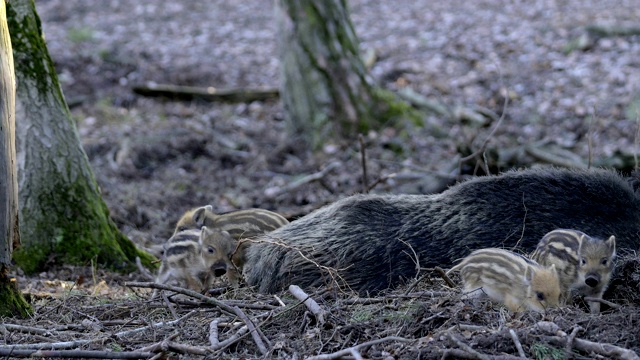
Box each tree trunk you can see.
[276,0,424,148]
[7,0,155,273]
[0,0,30,318]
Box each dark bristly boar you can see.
[244,168,640,295]
[531,229,616,313]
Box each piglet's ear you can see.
[199,226,210,245]
[193,206,209,227]
[523,265,534,284]
[606,235,616,254]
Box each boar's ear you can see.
[193,206,211,227]
[606,235,616,255]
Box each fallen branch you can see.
[211,325,250,351]
[396,87,451,118]
[524,145,587,169]
[536,321,639,360]
[136,332,180,353]
[541,335,639,360]
[264,161,340,198]
[0,324,53,336]
[583,296,622,310]
[209,319,221,348]
[439,349,523,360]
[135,256,155,281]
[0,340,92,351]
[0,349,152,359]
[447,331,491,360]
[289,284,327,325]
[114,310,198,340]
[232,306,269,355]
[435,266,457,288]
[132,83,279,103]
[161,342,210,356]
[586,25,640,37]
[565,326,583,355]
[305,336,411,360]
[125,281,236,314]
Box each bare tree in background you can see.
[0,0,30,317]
[7,0,154,274]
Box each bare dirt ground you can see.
[4,0,640,358]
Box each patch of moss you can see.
[6,0,65,101]
[14,174,157,274]
[0,270,32,318]
[372,87,425,128]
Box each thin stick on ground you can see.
[136,333,180,353]
[435,266,457,288]
[446,331,491,360]
[458,73,510,177]
[211,326,250,351]
[245,237,350,291]
[305,336,412,360]
[583,296,621,309]
[264,161,340,198]
[114,310,198,340]
[125,281,236,313]
[508,329,525,358]
[0,324,53,336]
[358,133,368,193]
[232,306,269,355]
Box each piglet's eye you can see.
[207,247,216,254]
[178,226,187,232]
[536,292,545,301]
[580,258,587,266]
[601,259,608,266]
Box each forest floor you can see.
[4,0,640,358]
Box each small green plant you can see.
[109,343,123,352]
[350,308,373,322]
[530,343,567,360]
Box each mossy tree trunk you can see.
[276,0,423,149]
[7,0,155,273]
[0,0,31,318]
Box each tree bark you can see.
[0,0,30,318]
[7,0,155,273]
[276,0,425,149]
